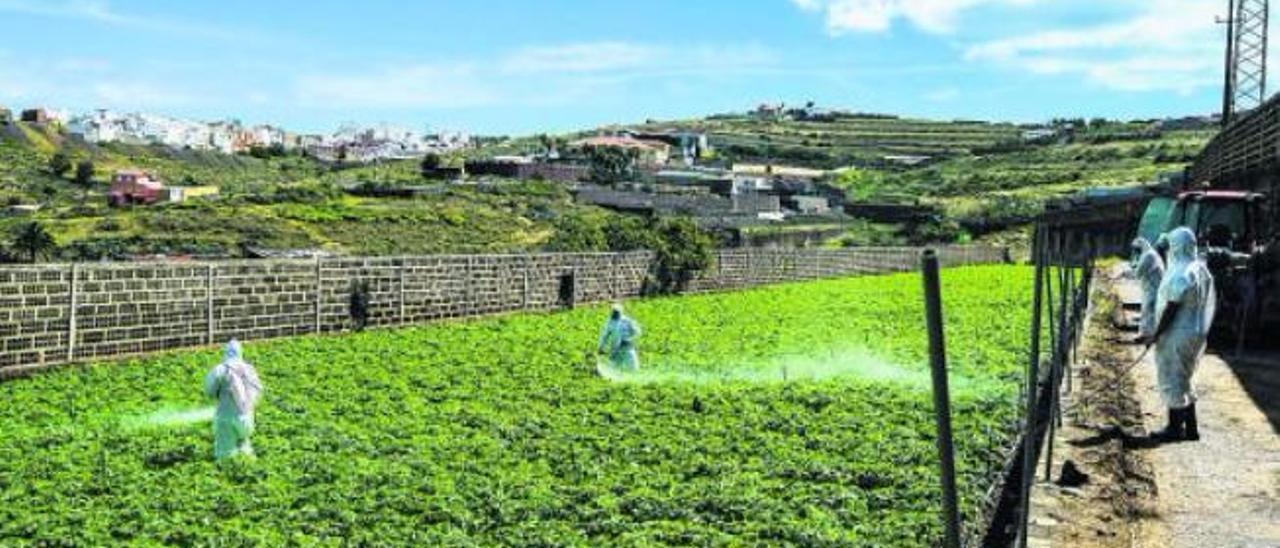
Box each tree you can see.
[47,151,72,178]
[420,153,443,178]
[587,146,638,185]
[73,160,95,204]
[11,221,56,263]
[545,213,606,252]
[650,217,714,294]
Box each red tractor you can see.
[1136,190,1279,349]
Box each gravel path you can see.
[1125,281,1280,548]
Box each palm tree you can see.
[11,221,55,263]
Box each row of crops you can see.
[0,265,1032,545]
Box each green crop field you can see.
[0,265,1030,546]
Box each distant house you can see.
[754,102,787,119]
[1021,127,1058,143]
[653,169,731,187]
[571,135,672,166]
[783,195,831,215]
[731,164,827,181]
[628,131,712,163]
[167,185,220,203]
[108,170,166,206]
[882,154,932,167]
[21,109,49,124]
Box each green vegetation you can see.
[0,265,1030,545]
[634,114,1023,168]
[0,115,1214,259]
[0,122,662,259]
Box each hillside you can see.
[0,121,635,259]
[0,114,1215,260]
[635,114,1022,167]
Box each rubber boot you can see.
[1152,408,1184,442]
[1182,404,1200,441]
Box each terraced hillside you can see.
[0,122,643,259]
[632,114,1022,167]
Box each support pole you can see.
[522,256,531,310]
[313,256,323,333]
[398,259,407,324]
[66,264,78,362]
[921,249,961,548]
[1017,225,1046,548]
[206,264,215,345]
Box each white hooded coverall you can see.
[599,311,642,370]
[1154,228,1216,409]
[1132,237,1165,338]
[204,340,263,460]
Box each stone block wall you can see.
[0,246,1004,377]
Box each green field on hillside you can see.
[0,115,1213,259]
[0,265,1030,546]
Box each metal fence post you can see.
[921,249,961,548]
[1018,225,1046,548]
[66,263,78,362]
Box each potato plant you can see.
[0,265,1031,546]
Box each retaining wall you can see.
[0,246,1005,376]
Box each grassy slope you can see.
[0,117,1215,257]
[0,123,601,258]
[0,265,1030,546]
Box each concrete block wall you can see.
[0,246,1004,376]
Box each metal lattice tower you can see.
[1223,0,1269,123]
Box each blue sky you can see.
[0,0,1242,135]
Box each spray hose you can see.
[1098,343,1153,394]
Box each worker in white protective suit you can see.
[204,339,263,459]
[1130,237,1165,340]
[598,304,642,370]
[1142,227,1215,442]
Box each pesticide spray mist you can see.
[598,347,1000,398]
[119,406,216,431]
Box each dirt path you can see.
[1130,341,1280,547]
[1030,268,1280,548]
[1027,268,1158,548]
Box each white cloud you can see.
[964,0,1222,92]
[791,0,1036,34]
[0,0,242,40]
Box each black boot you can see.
[1152,408,1184,442]
[1182,404,1200,441]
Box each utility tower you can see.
[1222,0,1270,125]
